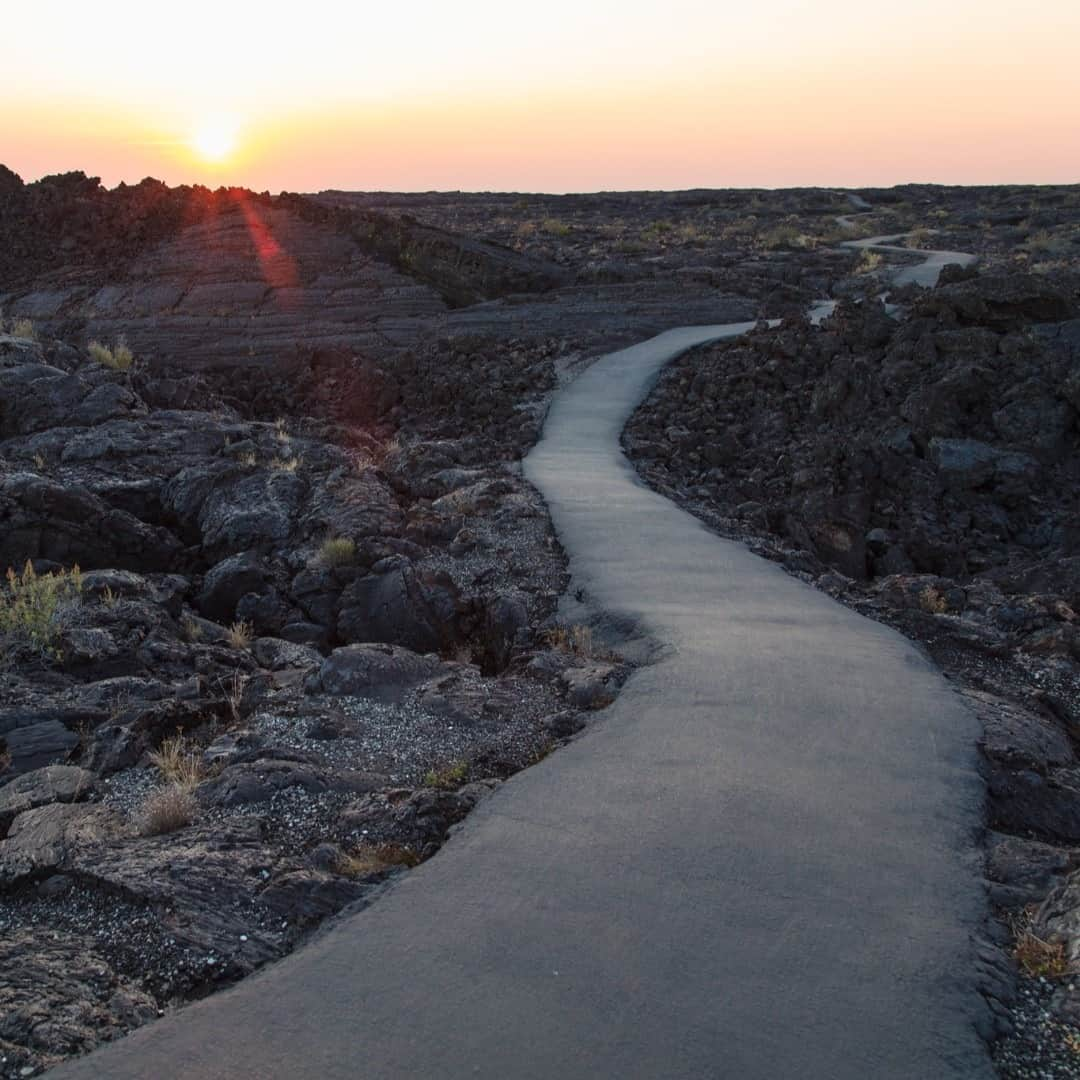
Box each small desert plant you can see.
[218,670,249,723]
[136,784,196,836]
[100,585,118,609]
[918,586,949,615]
[336,842,421,877]
[237,450,258,468]
[226,619,254,650]
[10,317,36,340]
[271,456,300,472]
[317,536,356,568]
[675,221,706,245]
[423,760,469,790]
[32,452,47,471]
[641,219,675,243]
[529,738,557,765]
[759,222,815,251]
[1023,229,1058,255]
[0,560,83,657]
[148,732,205,789]
[542,218,571,237]
[107,691,131,722]
[1014,929,1072,979]
[87,338,135,371]
[855,250,884,274]
[180,615,203,643]
[273,417,289,440]
[546,623,597,658]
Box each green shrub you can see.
[542,218,571,237]
[0,561,83,658]
[423,761,469,790]
[641,219,674,243]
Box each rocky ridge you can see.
[0,325,628,1077]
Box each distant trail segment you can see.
[51,243,991,1079]
[844,230,978,287]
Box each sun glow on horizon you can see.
[1,0,1078,190]
[190,116,239,163]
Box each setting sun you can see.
[191,116,238,163]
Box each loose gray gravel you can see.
[996,978,1080,1079]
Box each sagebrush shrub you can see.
[0,561,83,658]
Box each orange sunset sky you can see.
[3,0,1078,193]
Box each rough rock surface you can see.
[4,176,1079,1076]
[0,300,603,1073]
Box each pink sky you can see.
[2,1,1077,192]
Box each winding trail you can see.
[845,231,978,288]
[53,241,992,1078]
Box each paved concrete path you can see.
[844,231,978,288]
[53,250,991,1079]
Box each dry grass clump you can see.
[0,561,83,658]
[336,843,421,878]
[225,619,254,650]
[918,586,949,615]
[6,317,36,340]
[760,222,817,251]
[542,218,571,237]
[423,760,469,790]
[316,536,356,568]
[855,250,885,274]
[136,784,196,836]
[88,338,135,371]
[237,450,258,468]
[270,456,300,472]
[180,615,203,642]
[148,733,205,789]
[640,219,674,243]
[1014,929,1073,979]
[218,669,249,724]
[546,623,598,658]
